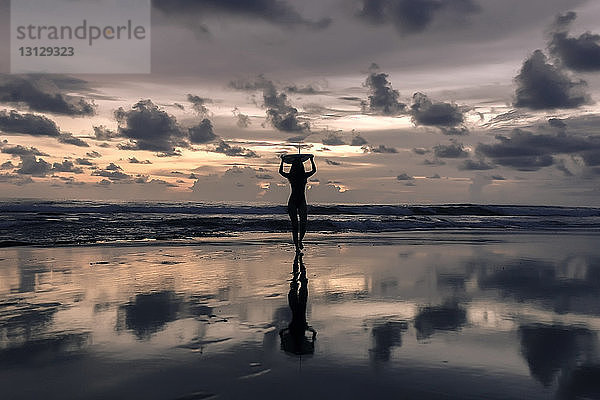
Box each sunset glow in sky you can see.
[1,0,600,205]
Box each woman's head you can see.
[289,159,305,178]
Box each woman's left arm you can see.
[306,156,316,178]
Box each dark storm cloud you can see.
[187,94,212,117]
[410,92,467,132]
[362,71,406,115]
[514,50,590,109]
[0,110,60,136]
[476,128,600,171]
[459,158,494,170]
[15,155,51,176]
[1,144,48,157]
[0,75,95,116]
[549,12,600,72]
[93,125,118,141]
[115,99,188,153]
[52,160,84,174]
[153,0,332,31]
[433,142,468,158]
[58,133,89,147]
[355,0,480,35]
[189,119,218,144]
[351,134,368,146]
[213,140,259,158]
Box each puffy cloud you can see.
[284,84,327,95]
[1,160,14,169]
[351,134,368,146]
[105,163,122,171]
[0,75,95,116]
[549,12,600,72]
[190,166,264,201]
[459,158,494,170]
[0,172,33,185]
[52,160,84,174]
[476,128,600,171]
[514,50,590,109]
[189,119,218,144]
[423,158,446,166]
[86,151,102,158]
[92,168,132,181]
[410,92,466,132]
[322,132,345,146]
[396,173,413,180]
[128,157,152,164]
[187,94,212,117]
[115,99,188,153]
[363,144,398,153]
[58,133,89,147]
[1,144,48,157]
[75,158,94,166]
[153,0,332,32]
[362,71,405,115]
[433,142,468,158]
[412,147,430,155]
[0,110,60,136]
[15,154,52,176]
[355,0,480,35]
[233,107,251,128]
[93,125,118,140]
[212,140,259,158]
[230,76,309,132]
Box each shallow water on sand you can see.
[1,233,600,399]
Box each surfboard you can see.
[282,153,312,163]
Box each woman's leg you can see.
[298,203,307,249]
[287,200,299,251]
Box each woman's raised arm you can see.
[306,155,316,178]
[279,157,290,178]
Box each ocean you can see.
[1,200,600,247]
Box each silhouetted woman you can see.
[279,155,316,252]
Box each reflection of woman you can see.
[279,252,317,356]
[279,155,316,253]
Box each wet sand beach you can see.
[1,232,600,399]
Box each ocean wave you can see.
[1,201,599,247]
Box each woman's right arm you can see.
[279,157,289,178]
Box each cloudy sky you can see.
[1,0,600,205]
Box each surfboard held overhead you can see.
[281,153,313,163]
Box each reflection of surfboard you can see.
[282,153,312,163]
